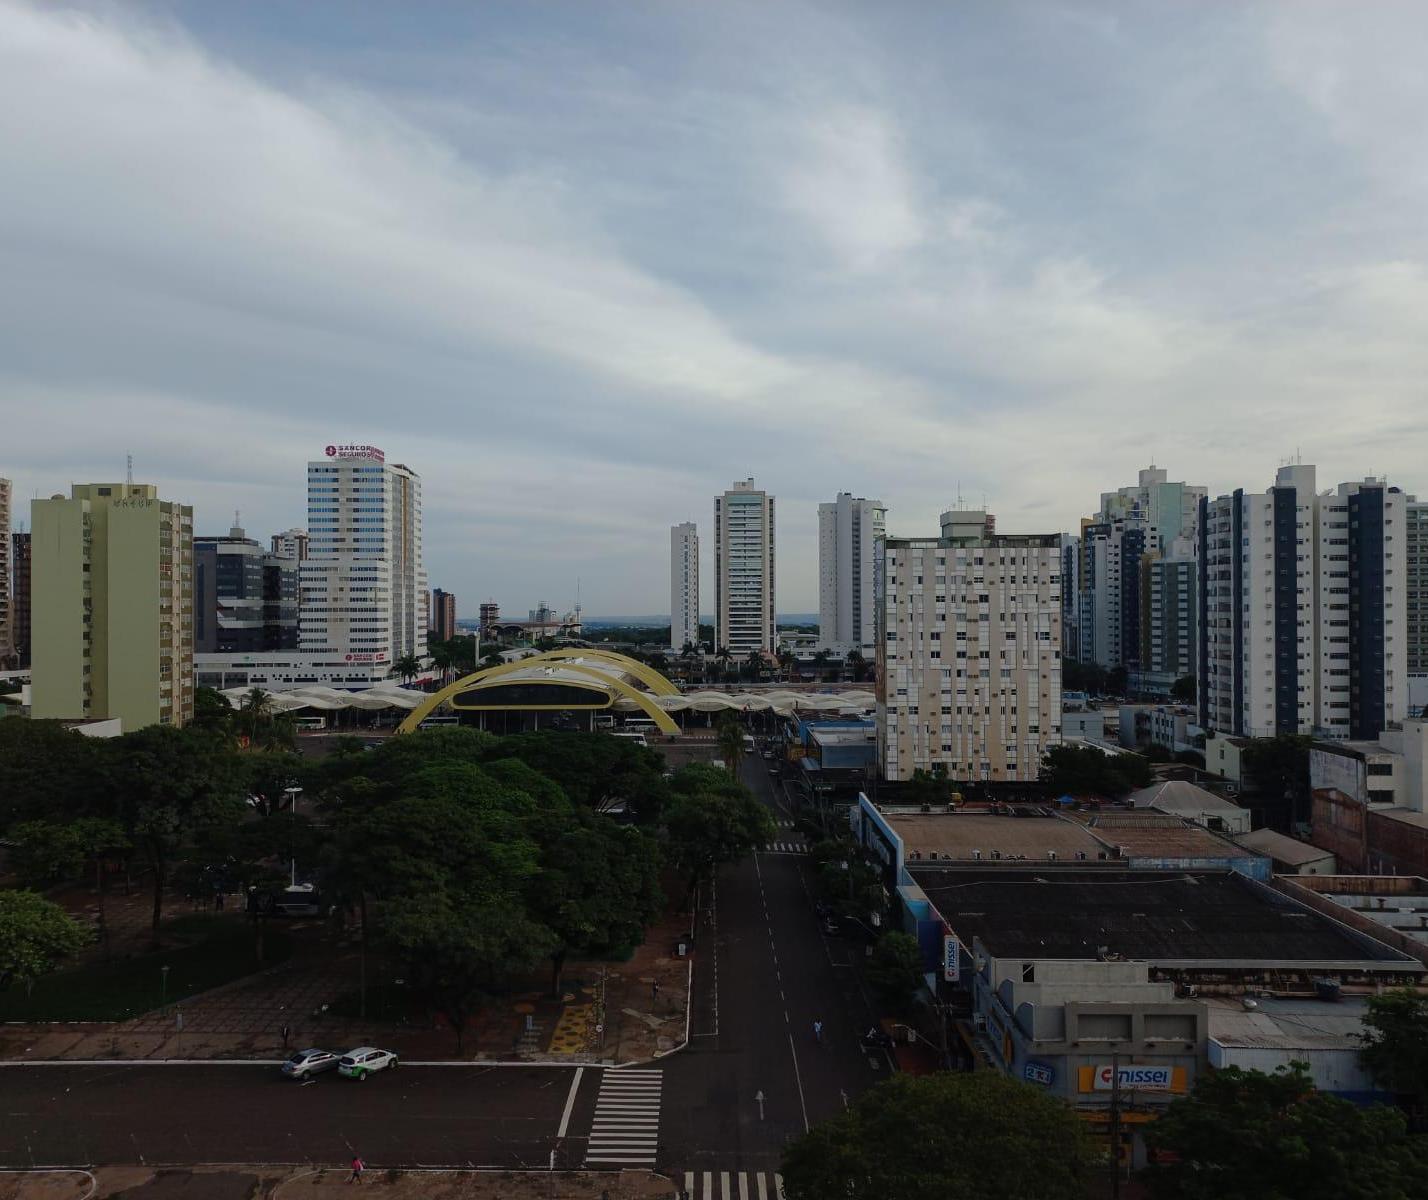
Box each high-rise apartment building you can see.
[299,445,426,672]
[270,528,309,561]
[878,511,1062,783]
[818,493,886,656]
[195,523,297,653]
[11,531,31,669]
[1199,466,1406,740]
[1059,533,1080,661]
[1407,499,1428,687]
[715,479,775,655]
[1139,538,1197,689]
[0,477,11,667]
[31,482,194,730]
[1078,466,1206,672]
[479,600,500,630]
[670,523,700,652]
[431,588,457,643]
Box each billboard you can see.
[325,443,386,463]
[1093,1064,1173,1091]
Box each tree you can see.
[866,931,923,1015]
[191,686,236,736]
[781,1071,1093,1200]
[663,765,775,906]
[777,648,797,682]
[0,890,90,993]
[715,711,746,778]
[242,751,308,816]
[812,648,834,680]
[1061,659,1108,694]
[0,719,101,830]
[1359,988,1428,1114]
[392,653,422,686]
[1144,1062,1428,1200]
[1040,744,1150,796]
[1171,674,1196,704]
[846,649,869,682]
[492,732,669,823]
[105,726,248,940]
[1241,735,1313,827]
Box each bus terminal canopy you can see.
[218,681,428,712]
[397,649,875,735]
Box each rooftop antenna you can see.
[126,454,133,486]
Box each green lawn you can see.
[0,914,293,1022]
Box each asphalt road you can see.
[0,755,888,1176]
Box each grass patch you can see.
[0,914,293,1022]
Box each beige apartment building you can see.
[31,483,194,730]
[878,510,1062,782]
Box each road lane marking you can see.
[556,1067,584,1139]
[585,1067,662,1166]
[786,1032,810,1133]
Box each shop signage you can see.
[325,444,385,462]
[942,933,961,982]
[1094,1064,1173,1091]
[1024,1061,1055,1087]
[344,652,388,663]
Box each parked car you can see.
[338,1047,399,1080]
[281,1048,340,1080]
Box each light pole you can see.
[160,964,170,1012]
[285,786,303,888]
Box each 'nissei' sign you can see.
[1094,1064,1173,1091]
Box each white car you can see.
[338,1047,398,1080]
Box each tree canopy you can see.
[0,890,90,992]
[1144,1062,1428,1200]
[1040,743,1151,796]
[1359,988,1428,1113]
[781,1071,1093,1200]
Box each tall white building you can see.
[818,492,885,656]
[1079,466,1206,672]
[670,522,700,652]
[299,444,426,675]
[878,511,1062,783]
[715,479,775,655]
[1199,465,1406,740]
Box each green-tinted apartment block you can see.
[31,483,193,730]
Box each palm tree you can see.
[392,652,422,686]
[845,649,868,682]
[716,711,745,778]
[744,648,765,682]
[429,642,455,684]
[777,648,797,682]
[238,687,274,745]
[813,649,834,681]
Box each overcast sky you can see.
[4,1,1427,616]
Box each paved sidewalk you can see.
[0,904,693,1066]
[0,1167,678,1199]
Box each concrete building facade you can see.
[0,477,11,666]
[10,530,31,669]
[31,482,194,730]
[299,445,426,676]
[818,492,885,656]
[431,588,457,643]
[877,511,1062,782]
[1060,533,1080,661]
[270,528,309,562]
[670,522,700,652]
[714,479,775,656]
[1134,537,1196,697]
[195,523,297,653]
[1402,498,1426,709]
[1199,466,1406,739]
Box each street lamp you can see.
[160,964,170,1012]
[284,786,303,887]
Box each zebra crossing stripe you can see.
[586,1069,662,1166]
[682,1171,786,1200]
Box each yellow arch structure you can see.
[395,650,680,735]
[534,647,680,697]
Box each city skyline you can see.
[6,2,1428,612]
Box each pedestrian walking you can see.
[349,1156,365,1184]
[281,1023,290,1049]
[813,1019,824,1045]
[651,980,660,1007]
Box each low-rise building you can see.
[1118,704,1201,755]
[1128,780,1251,835]
[1233,828,1336,875]
[195,650,434,692]
[1203,732,1250,784]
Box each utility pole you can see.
[1109,1052,1122,1200]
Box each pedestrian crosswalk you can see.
[681,1170,786,1200]
[776,818,796,828]
[762,841,808,855]
[584,1068,662,1166]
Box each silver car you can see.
[281,1048,340,1080]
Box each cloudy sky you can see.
[4,1,1427,616]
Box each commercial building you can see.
[1079,467,1206,673]
[1117,703,1200,756]
[670,522,700,652]
[10,531,31,668]
[0,477,11,667]
[1126,780,1251,834]
[877,509,1061,783]
[818,492,885,656]
[270,528,309,562]
[1199,466,1407,740]
[431,588,457,643]
[714,479,775,656]
[195,523,297,653]
[31,482,194,730]
[1233,828,1337,875]
[299,444,426,678]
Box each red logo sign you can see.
[325,445,337,457]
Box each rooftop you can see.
[808,726,876,748]
[1205,994,1370,1050]
[887,812,1108,863]
[1234,828,1333,867]
[1129,780,1248,819]
[909,870,1418,967]
[1076,811,1255,859]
